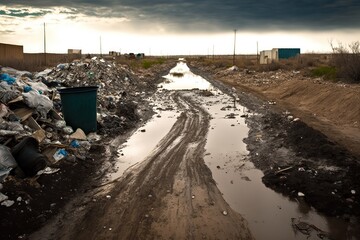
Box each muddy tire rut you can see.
[39,91,253,240]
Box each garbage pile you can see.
[0,57,161,207]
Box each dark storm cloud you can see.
[0,8,51,17]
[2,0,360,31]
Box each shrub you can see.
[310,66,337,80]
[330,41,360,83]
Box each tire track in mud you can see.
[57,91,253,240]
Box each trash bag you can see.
[0,73,16,85]
[27,81,49,94]
[11,137,46,177]
[22,91,53,118]
[0,90,19,104]
[0,103,8,118]
[0,145,17,182]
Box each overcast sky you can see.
[1,0,360,55]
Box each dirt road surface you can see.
[30,91,253,240]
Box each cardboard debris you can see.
[13,107,33,122]
[32,129,46,143]
[25,117,42,130]
[69,128,87,140]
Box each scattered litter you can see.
[298,192,305,197]
[222,210,228,216]
[53,149,68,162]
[55,120,66,128]
[106,195,111,199]
[351,190,356,195]
[0,192,8,202]
[62,126,74,135]
[268,101,276,105]
[0,145,17,181]
[37,167,60,175]
[70,128,87,140]
[1,199,14,207]
[87,133,101,142]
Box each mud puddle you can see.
[104,61,354,239]
[106,92,180,182]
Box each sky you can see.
[1,0,360,55]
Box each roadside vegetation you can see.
[189,42,360,84]
[330,41,360,83]
[116,57,171,70]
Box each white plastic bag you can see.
[22,91,53,118]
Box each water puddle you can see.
[160,60,213,90]
[107,92,180,182]
[110,60,358,239]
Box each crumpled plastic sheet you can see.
[0,145,17,182]
[0,90,19,104]
[22,90,53,118]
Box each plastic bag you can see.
[27,81,49,93]
[0,90,19,104]
[0,73,15,85]
[0,145,17,182]
[22,91,53,118]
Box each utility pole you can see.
[212,44,214,60]
[233,29,237,66]
[257,41,259,64]
[100,36,102,57]
[44,22,46,66]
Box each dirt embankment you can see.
[190,62,360,158]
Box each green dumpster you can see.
[58,86,98,134]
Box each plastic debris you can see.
[37,167,61,175]
[298,192,305,197]
[63,126,74,135]
[222,210,228,216]
[22,90,53,118]
[0,192,8,202]
[0,145,17,182]
[55,120,66,128]
[70,140,80,148]
[351,190,356,195]
[70,128,87,140]
[0,73,16,85]
[53,149,68,162]
[23,85,32,93]
[1,199,15,207]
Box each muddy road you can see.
[31,92,253,239]
[29,60,360,240]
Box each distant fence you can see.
[23,53,81,70]
[1,42,84,71]
[0,43,24,68]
